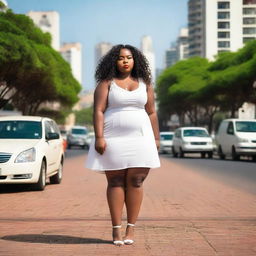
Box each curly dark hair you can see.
[95,44,152,85]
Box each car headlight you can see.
[15,148,36,163]
[238,137,249,143]
[208,141,212,145]
[183,141,190,145]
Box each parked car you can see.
[172,127,214,158]
[215,119,256,161]
[159,131,174,154]
[67,126,88,149]
[0,116,64,190]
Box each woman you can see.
[86,44,160,246]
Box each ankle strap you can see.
[113,225,122,228]
[127,223,135,227]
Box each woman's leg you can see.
[124,168,150,240]
[105,170,126,241]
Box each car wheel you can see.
[50,160,63,184]
[208,152,213,158]
[172,147,178,157]
[201,152,206,158]
[34,160,46,191]
[179,147,184,158]
[218,146,225,160]
[252,155,256,162]
[231,146,239,161]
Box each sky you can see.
[7,0,188,91]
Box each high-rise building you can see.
[177,28,189,60]
[141,36,156,85]
[27,11,60,51]
[95,42,112,67]
[60,43,82,84]
[165,28,188,68]
[188,0,256,60]
[165,44,178,68]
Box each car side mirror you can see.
[46,132,60,140]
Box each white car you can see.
[172,127,214,158]
[67,126,88,149]
[0,116,64,190]
[159,131,174,154]
[215,119,256,161]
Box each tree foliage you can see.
[0,10,81,114]
[74,107,93,126]
[156,40,256,131]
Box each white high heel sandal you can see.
[112,225,124,246]
[124,223,135,245]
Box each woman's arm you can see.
[93,80,110,154]
[145,84,160,150]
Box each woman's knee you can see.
[107,175,125,188]
[129,174,147,188]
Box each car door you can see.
[177,129,183,149]
[173,129,181,151]
[223,121,234,154]
[44,120,56,173]
[50,120,63,170]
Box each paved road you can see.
[161,153,256,195]
[0,151,255,256]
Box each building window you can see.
[243,0,256,4]
[243,37,256,43]
[218,12,230,19]
[243,7,256,14]
[243,27,256,34]
[218,22,230,28]
[218,41,230,48]
[218,2,230,9]
[39,14,51,28]
[218,32,230,38]
[243,17,256,24]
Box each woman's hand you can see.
[95,138,107,155]
[155,139,160,151]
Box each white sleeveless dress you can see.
[85,79,160,172]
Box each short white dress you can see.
[85,79,160,172]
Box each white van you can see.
[215,119,256,160]
[172,127,214,158]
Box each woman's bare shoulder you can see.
[96,80,112,89]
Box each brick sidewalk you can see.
[0,154,255,256]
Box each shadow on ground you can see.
[1,234,111,244]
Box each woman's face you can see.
[116,48,134,74]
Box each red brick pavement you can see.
[0,154,256,256]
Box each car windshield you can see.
[72,128,87,135]
[0,121,42,139]
[183,129,209,137]
[235,121,256,132]
[160,134,173,140]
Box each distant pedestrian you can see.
[86,44,160,246]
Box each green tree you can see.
[74,107,93,126]
[206,40,256,117]
[0,10,81,114]
[156,57,211,127]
